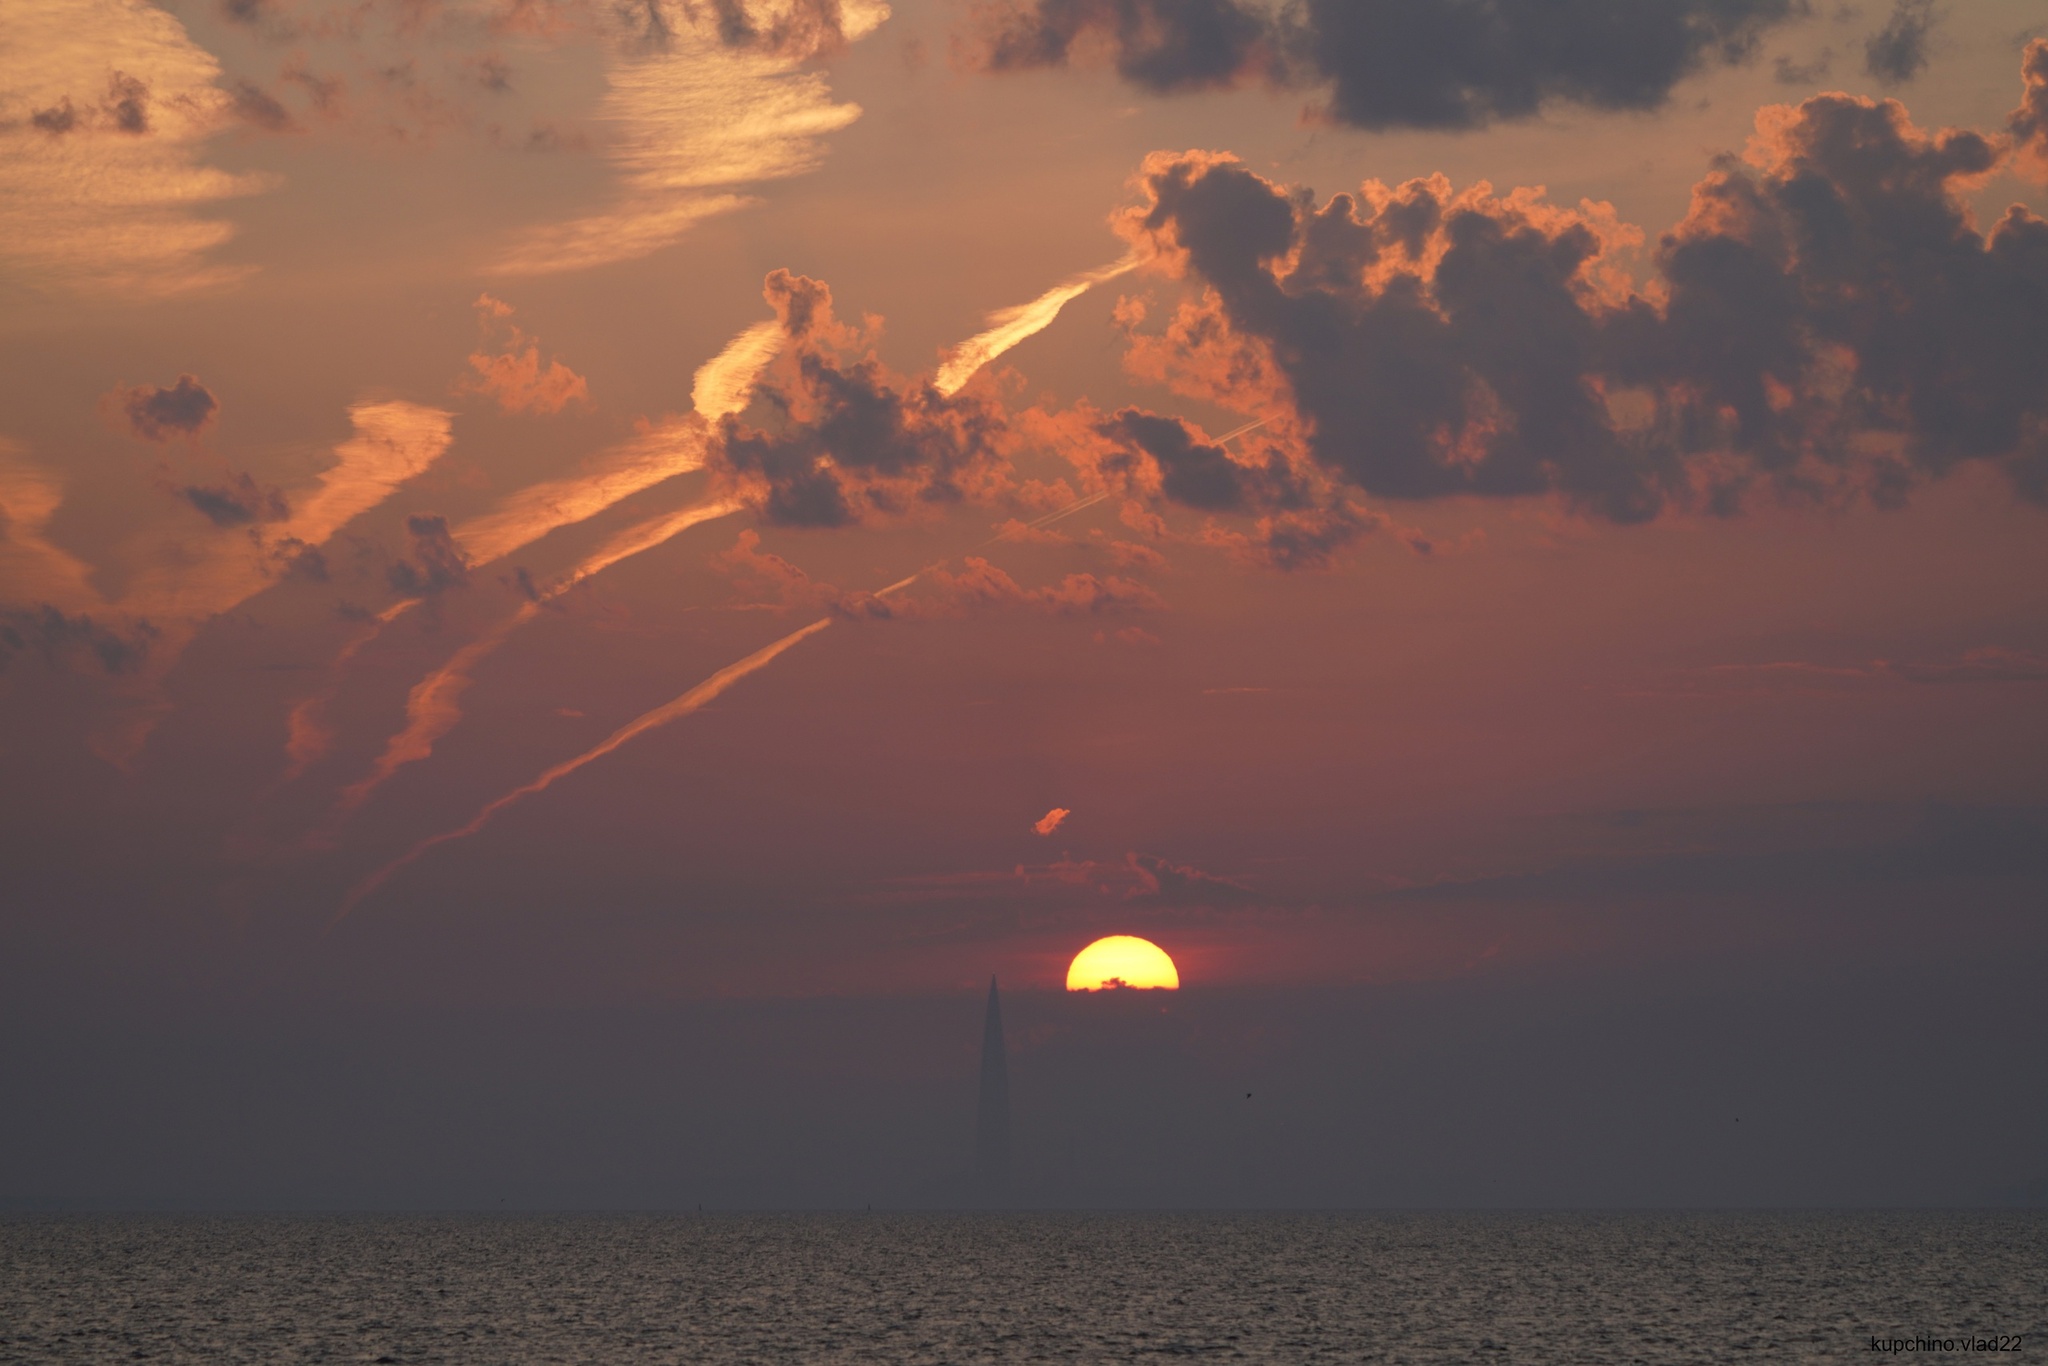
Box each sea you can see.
[2,1212,2041,1363]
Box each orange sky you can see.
[2,0,2046,1207]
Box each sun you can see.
[1066,935,1179,991]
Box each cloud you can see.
[921,556,1164,615]
[0,443,100,612]
[338,611,838,918]
[1772,50,1833,85]
[489,1,882,275]
[934,253,1141,396]
[1127,850,1256,903]
[281,308,784,795]
[966,0,1798,131]
[1863,0,1937,85]
[1699,647,2048,689]
[110,374,218,441]
[456,295,592,414]
[692,320,784,420]
[116,399,453,622]
[282,402,456,550]
[385,514,470,595]
[0,604,155,676]
[0,0,272,296]
[180,471,290,525]
[314,495,739,833]
[2011,39,2048,184]
[1033,806,1071,836]
[1097,58,2048,532]
[710,270,1014,527]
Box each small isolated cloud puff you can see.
[109,374,218,441]
[456,294,591,414]
[1034,806,1071,836]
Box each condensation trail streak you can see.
[933,254,1141,397]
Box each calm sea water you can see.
[3,1212,2041,1363]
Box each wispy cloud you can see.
[0,442,101,613]
[488,4,882,275]
[336,611,837,919]
[934,253,1142,396]
[0,0,273,297]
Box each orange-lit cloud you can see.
[118,399,453,622]
[0,0,271,297]
[314,495,741,834]
[488,2,884,275]
[933,253,1141,396]
[2011,38,2048,184]
[457,295,591,415]
[1033,807,1070,836]
[0,442,101,614]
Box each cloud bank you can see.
[967,0,1798,131]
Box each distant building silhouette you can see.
[975,975,1011,1195]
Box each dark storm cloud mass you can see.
[1102,56,2048,528]
[711,271,1012,527]
[114,375,219,442]
[1862,0,1936,85]
[970,0,1798,130]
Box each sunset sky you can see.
[3,0,2046,1208]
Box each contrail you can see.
[312,498,743,839]
[282,597,421,783]
[335,612,835,922]
[330,257,1212,907]
[333,510,1097,915]
[933,253,1142,397]
[278,317,785,781]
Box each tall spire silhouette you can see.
[975,975,1011,1195]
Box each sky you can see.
[2,0,2047,1209]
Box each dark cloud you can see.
[0,605,155,676]
[180,472,291,526]
[277,541,330,582]
[385,514,470,595]
[114,375,218,442]
[711,271,1012,528]
[27,72,153,137]
[1096,408,1304,511]
[969,0,1798,130]
[1103,53,2048,531]
[1863,0,1937,85]
[2011,39,2048,182]
[29,99,77,134]
[105,72,151,134]
[705,0,877,60]
[229,79,297,131]
[1773,49,1833,83]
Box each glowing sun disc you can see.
[1066,935,1179,991]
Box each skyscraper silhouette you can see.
[975,975,1011,1195]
